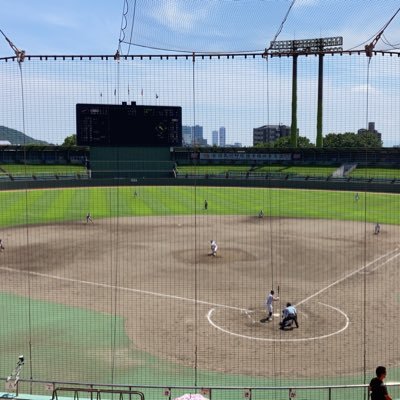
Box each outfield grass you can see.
[0,186,398,227]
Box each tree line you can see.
[255,131,382,149]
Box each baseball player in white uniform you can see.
[260,290,279,323]
[210,240,218,256]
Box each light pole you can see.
[264,37,342,148]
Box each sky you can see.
[1,0,400,56]
[1,0,400,146]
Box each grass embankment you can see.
[0,164,86,176]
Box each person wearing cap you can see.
[210,240,218,256]
[280,303,299,329]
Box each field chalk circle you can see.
[207,302,349,342]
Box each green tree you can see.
[62,134,76,147]
[356,131,382,148]
[323,132,382,148]
[272,135,315,148]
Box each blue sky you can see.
[1,1,400,57]
[0,1,400,146]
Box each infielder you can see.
[374,222,380,235]
[260,290,279,323]
[86,212,93,223]
[0,238,4,251]
[210,240,218,256]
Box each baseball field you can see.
[0,185,400,399]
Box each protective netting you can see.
[0,53,400,400]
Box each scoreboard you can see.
[76,102,182,147]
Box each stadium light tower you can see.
[264,37,343,148]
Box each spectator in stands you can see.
[369,366,392,400]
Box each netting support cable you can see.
[117,0,129,54]
[365,6,400,57]
[265,0,297,53]
[192,52,199,388]
[15,52,33,390]
[362,58,372,385]
[0,28,25,61]
[127,0,137,55]
[111,186,121,386]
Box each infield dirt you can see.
[0,215,399,379]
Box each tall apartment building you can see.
[182,126,193,146]
[253,124,291,145]
[219,127,226,147]
[212,130,218,146]
[182,125,208,146]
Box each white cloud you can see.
[151,1,213,33]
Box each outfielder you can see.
[260,290,279,323]
[210,240,218,256]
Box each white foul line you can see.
[0,266,245,312]
[295,247,400,307]
[0,244,398,344]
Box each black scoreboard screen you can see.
[76,103,182,147]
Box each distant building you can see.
[219,127,226,147]
[182,125,207,146]
[253,124,292,145]
[357,122,381,141]
[212,130,218,146]
[182,126,193,146]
